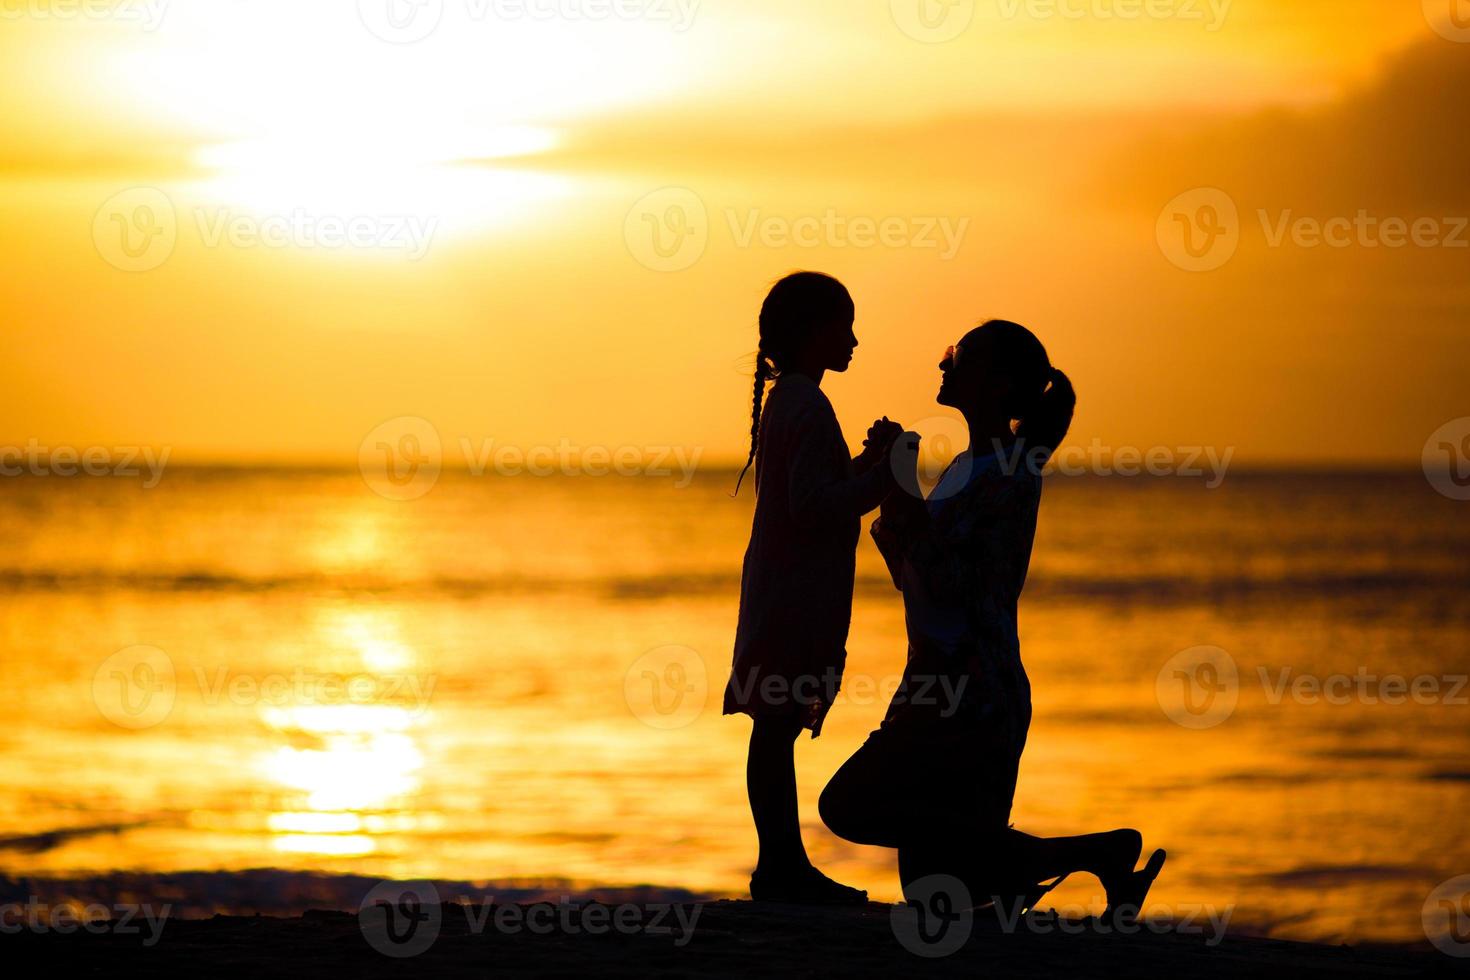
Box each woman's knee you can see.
[818,753,896,846]
[817,775,863,842]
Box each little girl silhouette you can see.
[726,271,900,903]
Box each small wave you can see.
[1422,769,1470,783]
[0,822,152,855]
[1246,864,1434,888]
[0,566,1461,605]
[0,869,717,919]
[1019,570,1470,604]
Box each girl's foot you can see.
[750,865,868,905]
[1103,848,1167,924]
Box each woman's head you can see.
[735,272,856,494]
[937,319,1076,458]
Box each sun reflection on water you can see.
[260,700,428,856]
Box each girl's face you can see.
[805,315,859,373]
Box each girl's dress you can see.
[724,372,889,735]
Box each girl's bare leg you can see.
[747,714,810,876]
[746,715,867,903]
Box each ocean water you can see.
[1,468,1467,944]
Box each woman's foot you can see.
[1093,828,1144,897]
[1102,847,1167,924]
[750,865,868,905]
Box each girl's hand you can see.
[856,418,903,474]
[864,417,903,448]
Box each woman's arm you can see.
[870,515,904,590]
[893,472,1039,615]
[868,431,927,589]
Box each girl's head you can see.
[757,271,857,377]
[735,272,856,493]
[937,319,1076,459]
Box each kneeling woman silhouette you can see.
[818,319,1166,920]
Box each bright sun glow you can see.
[93,0,691,225]
[261,705,425,817]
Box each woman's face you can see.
[937,333,1007,409]
[937,338,977,407]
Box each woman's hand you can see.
[881,431,927,522]
[890,430,922,495]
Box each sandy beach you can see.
[10,896,1461,978]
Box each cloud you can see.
[1096,36,1470,213]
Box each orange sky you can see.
[1,0,1465,465]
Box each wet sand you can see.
[12,899,1459,978]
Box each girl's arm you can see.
[785,404,895,527]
